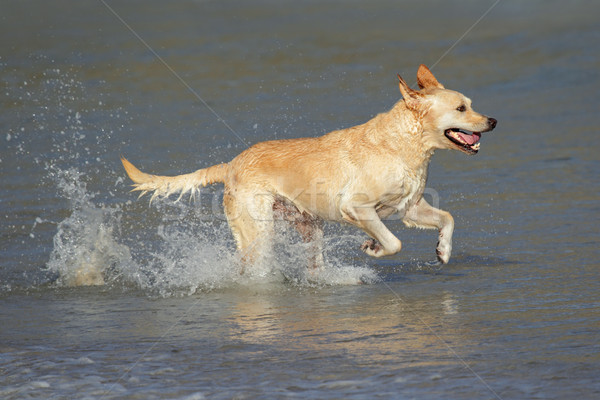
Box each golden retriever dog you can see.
[121,65,496,271]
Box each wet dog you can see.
[122,65,496,270]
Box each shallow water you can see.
[1,1,599,399]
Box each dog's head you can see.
[397,65,497,155]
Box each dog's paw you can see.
[361,239,383,256]
[436,241,451,264]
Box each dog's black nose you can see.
[488,117,497,130]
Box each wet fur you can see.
[122,65,496,271]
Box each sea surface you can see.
[1,1,599,399]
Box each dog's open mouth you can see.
[444,129,481,154]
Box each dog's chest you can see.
[375,165,428,215]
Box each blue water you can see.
[1,1,599,399]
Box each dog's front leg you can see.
[403,199,454,264]
[341,205,402,257]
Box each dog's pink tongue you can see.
[458,132,481,145]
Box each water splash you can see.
[137,215,241,296]
[46,168,133,287]
[43,166,240,294]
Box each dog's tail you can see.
[121,156,228,202]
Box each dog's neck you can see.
[364,100,435,169]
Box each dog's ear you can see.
[398,74,425,110]
[417,64,444,89]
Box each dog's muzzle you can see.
[445,117,497,155]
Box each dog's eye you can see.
[456,105,466,112]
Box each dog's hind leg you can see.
[298,219,324,270]
[403,198,454,264]
[224,189,275,271]
[273,199,324,270]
